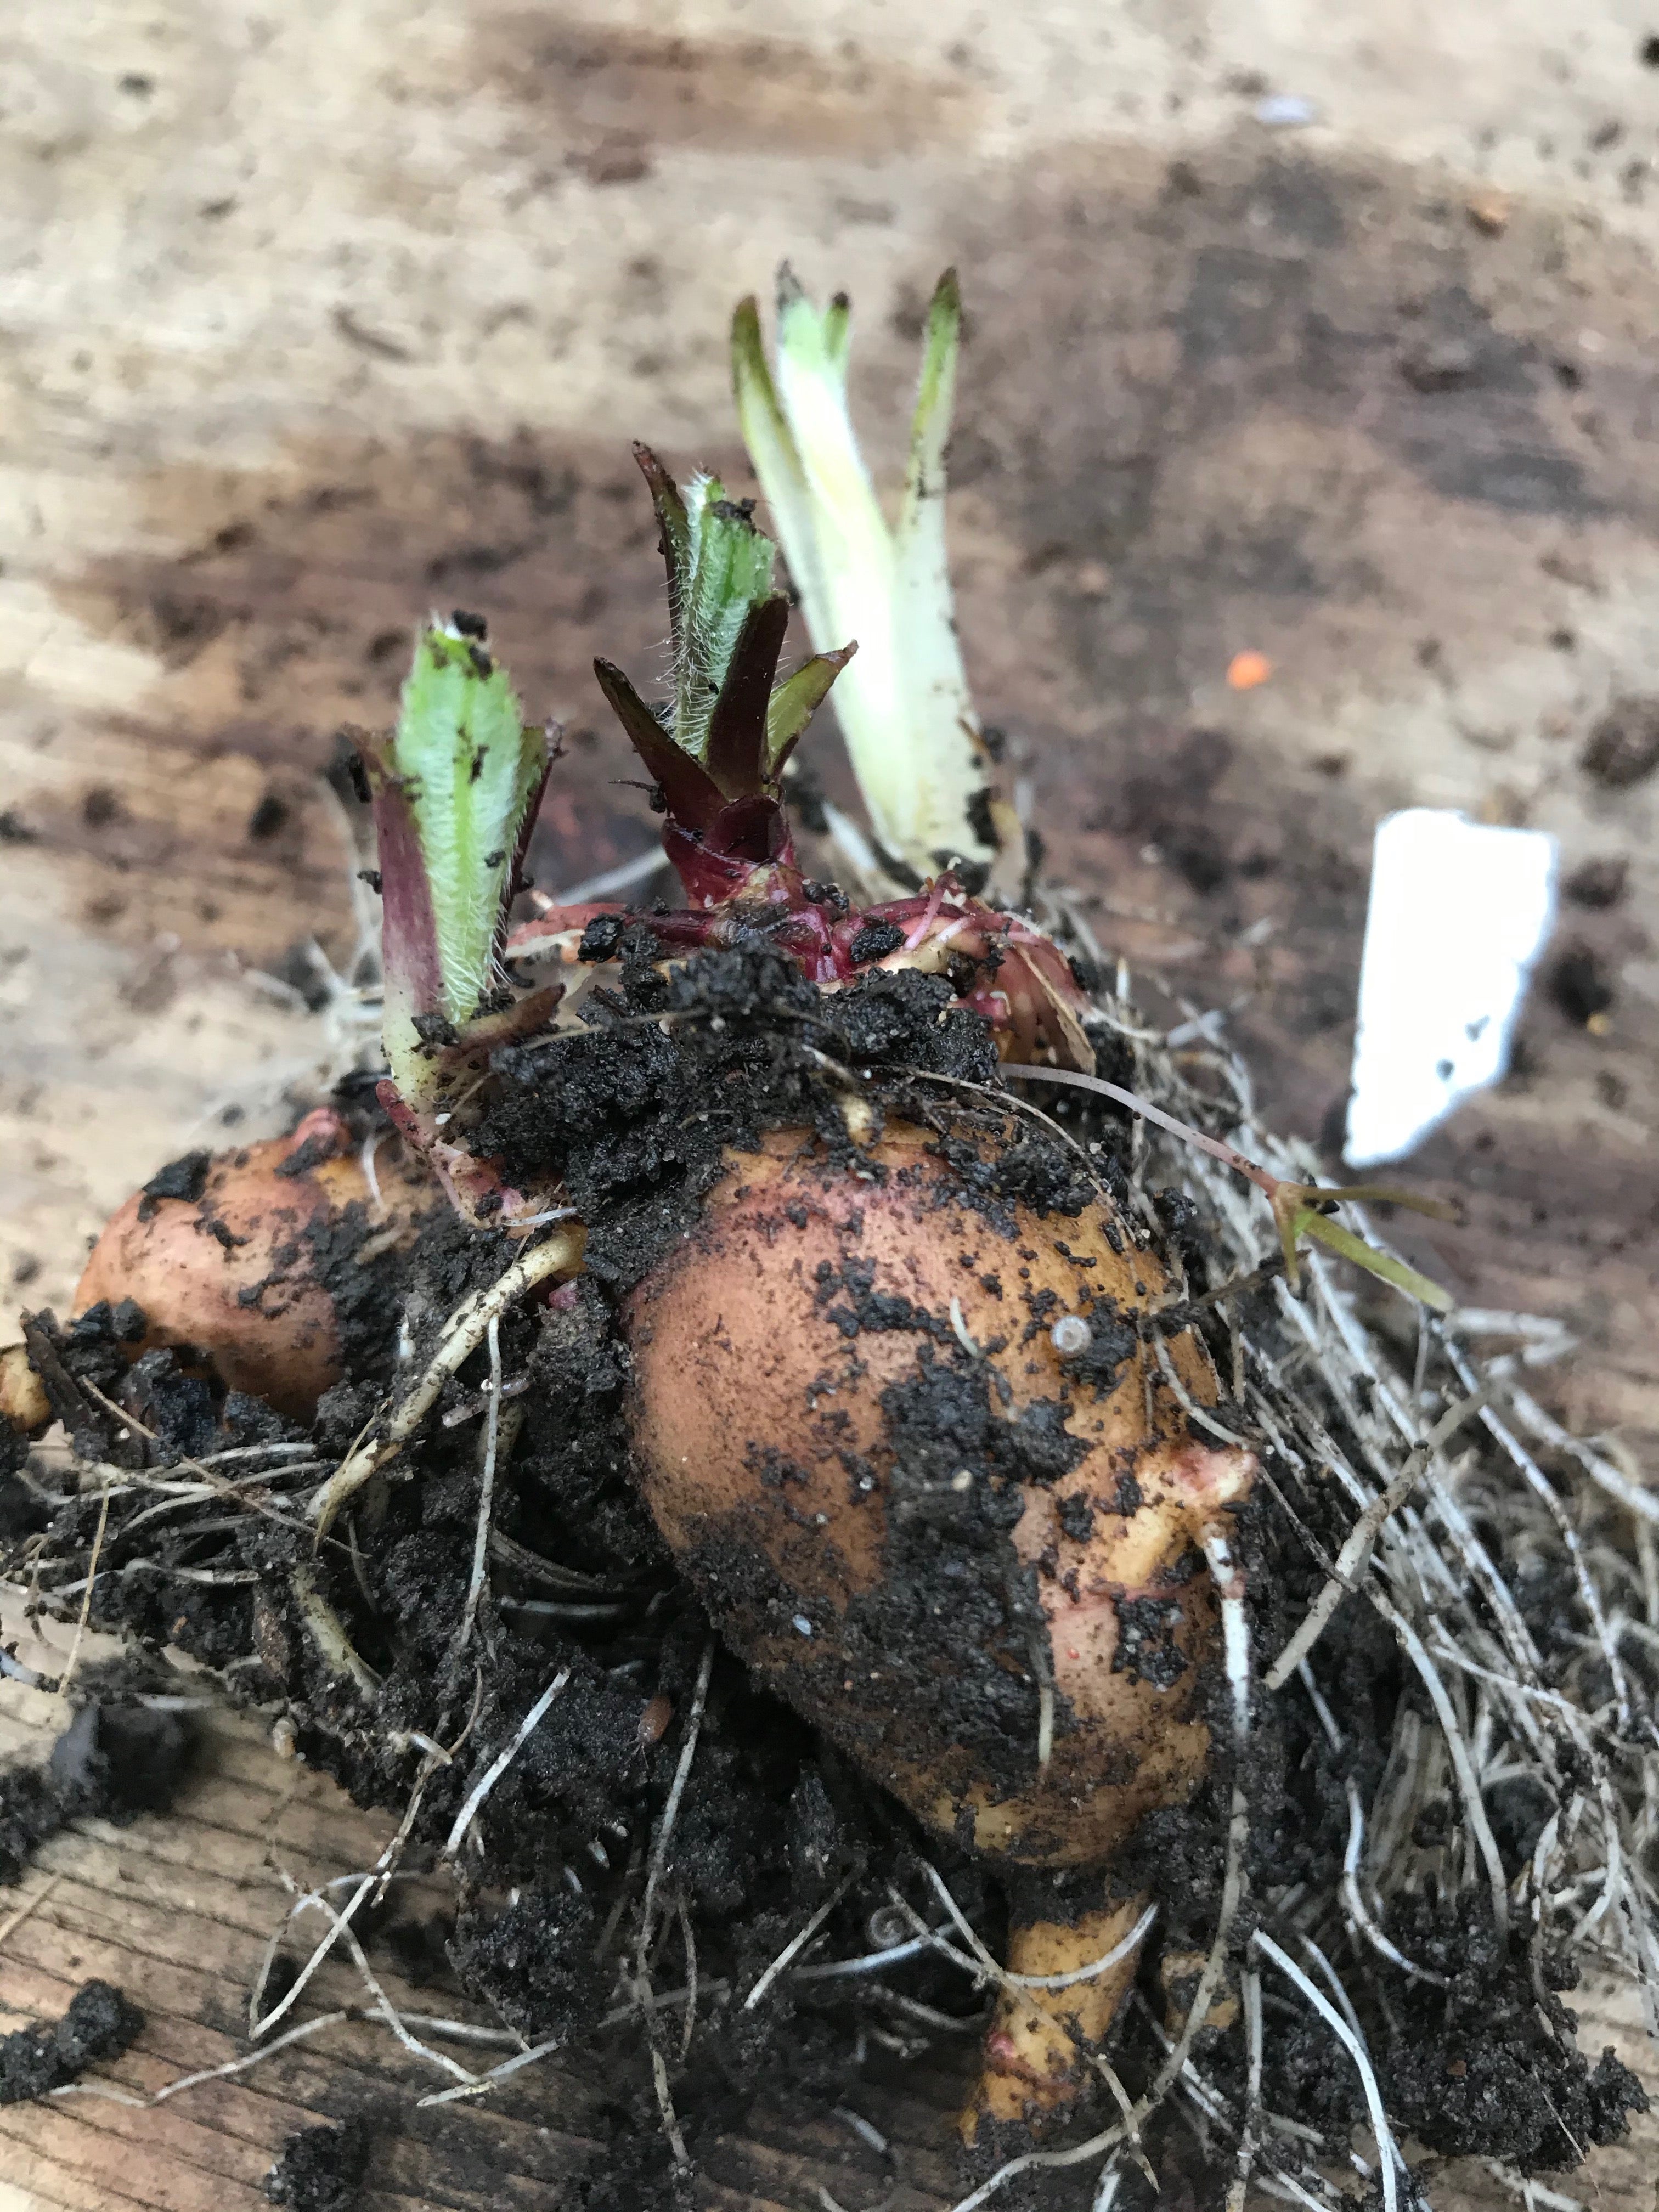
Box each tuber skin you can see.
[0,1345,50,1440]
[626,1116,1254,2132]
[72,1109,434,1421]
[629,1120,1251,1863]
[969,1894,1148,2138]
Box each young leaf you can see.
[892,267,999,875]
[596,454,851,878]
[592,658,725,830]
[732,267,1011,887]
[362,621,549,1116]
[769,276,906,860]
[821,289,852,380]
[704,595,791,799]
[632,443,692,644]
[1299,1212,1455,1313]
[765,644,858,776]
[383,625,543,1019]
[731,296,827,634]
[1272,1181,1454,1310]
[674,477,777,763]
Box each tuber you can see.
[625,1118,1253,2131]
[73,1108,433,1420]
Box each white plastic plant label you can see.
[1345,809,1558,1168]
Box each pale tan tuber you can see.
[0,1343,50,1437]
[625,1116,1253,2134]
[74,1109,435,1420]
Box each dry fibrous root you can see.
[4,267,1657,2210]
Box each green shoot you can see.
[732,267,1010,890]
[595,448,853,848]
[357,619,551,1113]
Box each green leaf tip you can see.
[1272,1181,1454,1311]
[367,617,548,1037]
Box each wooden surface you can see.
[2,1,1658,2204]
[0,1637,1655,2211]
[0,1621,964,2212]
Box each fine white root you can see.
[0,1649,60,1692]
[59,1485,110,1697]
[1224,1965,1263,2212]
[1481,2165,1587,2212]
[639,1640,716,1948]
[1367,1584,1512,1938]
[443,1666,573,1859]
[1030,1629,1055,1769]
[415,2032,568,2108]
[1090,2165,1125,2212]
[1251,1933,1403,2212]
[1263,1385,1487,1691]
[1505,1384,1659,1528]
[414,1978,727,2111]
[291,1560,382,1703]
[743,1874,856,2011]
[1341,1778,1446,1987]
[629,1638,718,2169]
[290,1875,476,2087]
[251,1869,378,2042]
[794,1933,935,1981]
[52,2010,356,2108]
[1201,1522,1251,1744]
[456,1313,504,1650]
[916,1864,1158,1993]
[311,1226,583,1536]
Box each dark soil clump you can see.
[0,1691,196,1884]
[263,2120,370,2210]
[0,1979,144,2104]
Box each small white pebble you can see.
[271,1715,297,1760]
[793,1614,814,1637]
[1051,1314,1093,1358]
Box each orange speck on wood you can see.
[1227,650,1273,690]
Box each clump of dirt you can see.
[0,1683,197,1884]
[0,1979,145,2104]
[263,2120,370,2210]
